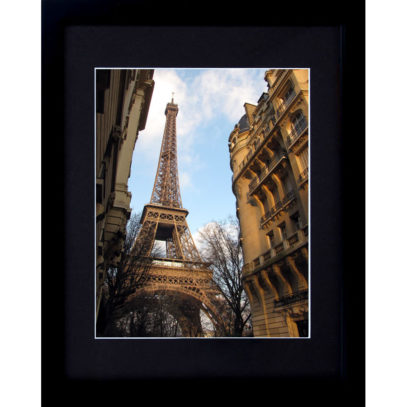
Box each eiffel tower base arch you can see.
[163,294,204,337]
[131,290,204,337]
[114,262,225,337]
[111,287,216,337]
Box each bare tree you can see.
[198,217,252,337]
[121,292,183,337]
[97,212,163,336]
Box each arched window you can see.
[296,146,309,173]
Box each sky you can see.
[127,68,270,245]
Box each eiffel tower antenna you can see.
[149,97,183,210]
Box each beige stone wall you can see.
[229,69,309,337]
[95,69,155,320]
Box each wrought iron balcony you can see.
[274,289,308,307]
[281,189,295,205]
[248,176,259,192]
[247,151,286,195]
[260,200,282,224]
[287,117,308,147]
[260,190,295,225]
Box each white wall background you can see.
[2,1,407,406]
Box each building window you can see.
[295,319,308,337]
[96,181,103,204]
[290,212,301,230]
[279,81,295,107]
[278,222,287,240]
[282,175,293,196]
[267,230,275,247]
[292,110,305,128]
[296,146,309,172]
[96,70,111,114]
[269,105,276,125]
[283,83,295,102]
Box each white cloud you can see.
[192,220,239,252]
[140,68,267,157]
[135,68,268,204]
[190,68,267,122]
[138,69,188,158]
[179,172,191,190]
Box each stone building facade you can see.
[229,69,309,337]
[95,69,155,320]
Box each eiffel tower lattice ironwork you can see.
[120,98,223,337]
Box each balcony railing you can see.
[288,232,299,247]
[274,243,284,254]
[247,151,286,195]
[282,189,295,205]
[287,117,308,147]
[274,289,308,307]
[263,250,271,262]
[248,176,259,192]
[260,190,296,224]
[276,90,297,118]
[260,201,281,224]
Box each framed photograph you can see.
[95,66,309,340]
[43,1,364,404]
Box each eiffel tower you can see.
[120,96,223,337]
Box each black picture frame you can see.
[42,0,365,404]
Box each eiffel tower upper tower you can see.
[120,97,223,337]
[134,97,203,262]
